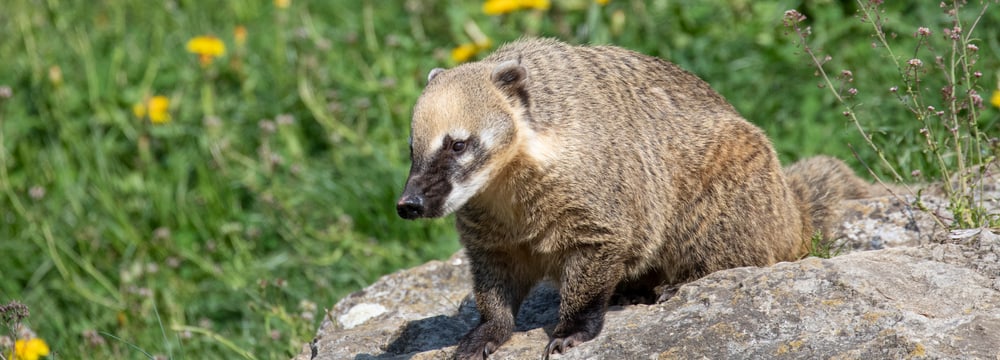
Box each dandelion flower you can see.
[991,91,1000,109]
[147,96,171,124]
[451,43,480,63]
[450,37,492,64]
[134,96,172,124]
[185,36,226,66]
[483,0,549,15]
[275,0,291,9]
[522,0,550,10]
[483,0,520,15]
[14,338,50,360]
[596,0,610,4]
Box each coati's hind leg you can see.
[610,287,656,306]
[613,276,682,305]
[610,270,664,305]
[654,283,682,303]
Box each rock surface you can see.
[296,186,1000,359]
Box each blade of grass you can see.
[171,325,258,360]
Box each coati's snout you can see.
[395,193,425,219]
[396,168,453,220]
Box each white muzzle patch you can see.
[440,168,491,216]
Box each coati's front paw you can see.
[543,331,593,359]
[454,340,498,360]
[454,322,510,360]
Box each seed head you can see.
[783,10,807,25]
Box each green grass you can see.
[805,231,844,259]
[1,0,997,358]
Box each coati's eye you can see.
[451,141,466,153]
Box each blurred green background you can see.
[1,0,997,358]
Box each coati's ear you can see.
[427,68,445,83]
[491,60,528,92]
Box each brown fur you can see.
[398,38,870,359]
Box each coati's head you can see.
[396,60,531,219]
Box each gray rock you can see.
[295,228,1000,359]
[834,168,1000,253]
[296,178,1000,359]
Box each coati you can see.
[396,38,869,359]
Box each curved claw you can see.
[656,284,681,303]
[542,336,581,359]
[455,341,497,360]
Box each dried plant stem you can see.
[786,8,916,193]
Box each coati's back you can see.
[483,39,742,149]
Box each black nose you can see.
[396,195,425,219]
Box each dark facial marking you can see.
[399,134,486,218]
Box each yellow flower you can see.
[596,0,610,5]
[483,0,549,15]
[147,96,171,124]
[991,91,1000,109]
[451,43,480,63]
[450,38,493,64]
[234,26,247,47]
[484,0,520,15]
[185,36,226,66]
[521,0,550,10]
[134,96,171,124]
[14,338,50,360]
[274,0,291,9]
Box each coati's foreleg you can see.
[544,245,625,357]
[455,249,536,360]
